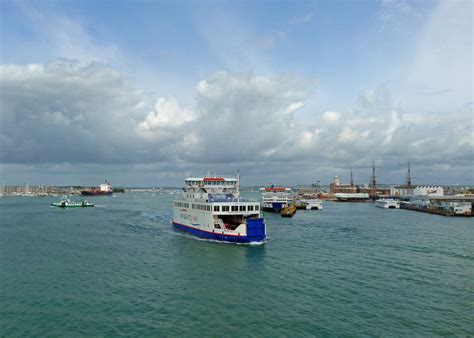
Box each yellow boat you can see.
[281,204,297,217]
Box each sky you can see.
[0,0,473,187]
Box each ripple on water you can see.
[0,196,473,336]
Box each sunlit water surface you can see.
[1,193,472,336]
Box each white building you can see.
[390,185,444,196]
[390,185,414,196]
[413,185,444,196]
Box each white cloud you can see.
[137,97,196,132]
[11,2,122,65]
[376,0,420,30]
[291,12,314,24]
[0,60,148,163]
[322,111,341,124]
[403,1,473,112]
[1,61,472,184]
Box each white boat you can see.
[51,198,94,208]
[335,193,369,202]
[375,198,400,209]
[300,199,323,210]
[172,174,266,243]
[260,186,292,212]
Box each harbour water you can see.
[1,193,472,336]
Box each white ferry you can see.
[172,174,266,243]
[51,198,94,208]
[260,186,292,212]
[300,198,323,210]
[376,198,400,209]
[334,192,369,202]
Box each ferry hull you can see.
[173,218,266,243]
[262,202,284,212]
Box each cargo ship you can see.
[80,181,113,196]
[172,173,266,243]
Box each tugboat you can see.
[281,204,297,217]
[81,180,113,196]
[51,197,94,208]
[260,186,292,212]
[172,173,266,243]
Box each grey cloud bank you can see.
[0,60,472,186]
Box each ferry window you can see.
[222,206,229,212]
[207,206,211,211]
[248,205,254,211]
[255,205,259,211]
[214,206,220,212]
[231,206,238,212]
[240,205,246,211]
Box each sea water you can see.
[1,193,472,336]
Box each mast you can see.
[350,169,354,187]
[406,161,412,189]
[236,169,240,198]
[370,161,377,199]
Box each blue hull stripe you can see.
[172,221,266,243]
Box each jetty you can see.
[400,196,473,217]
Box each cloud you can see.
[5,2,123,65]
[402,0,473,112]
[0,60,148,164]
[1,61,472,185]
[291,12,314,24]
[376,0,419,30]
[137,97,196,135]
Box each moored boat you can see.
[334,193,369,202]
[172,173,266,243]
[51,198,94,208]
[299,198,323,210]
[375,198,400,209]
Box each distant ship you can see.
[172,174,266,243]
[260,186,292,212]
[298,198,323,210]
[81,181,113,196]
[375,198,400,209]
[334,192,369,202]
[51,197,94,208]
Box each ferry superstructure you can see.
[260,187,292,212]
[172,175,266,243]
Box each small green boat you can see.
[51,198,94,208]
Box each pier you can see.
[400,196,474,217]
